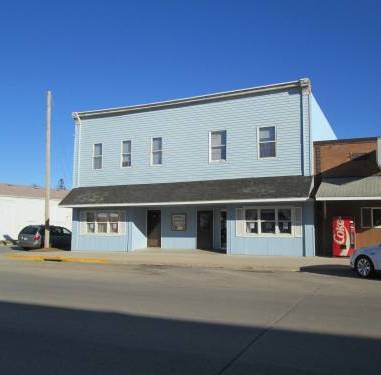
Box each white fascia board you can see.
[73,79,309,119]
[61,197,311,208]
[316,196,381,201]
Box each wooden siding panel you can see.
[76,89,307,187]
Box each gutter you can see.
[61,197,312,208]
[72,78,311,119]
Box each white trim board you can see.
[316,197,381,201]
[61,197,311,208]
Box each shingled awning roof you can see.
[60,176,312,207]
[316,176,381,201]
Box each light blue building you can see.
[61,79,336,255]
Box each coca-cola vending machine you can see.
[332,216,356,257]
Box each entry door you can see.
[147,210,161,247]
[220,210,227,250]
[197,210,214,250]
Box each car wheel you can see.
[355,256,374,278]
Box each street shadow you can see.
[300,264,381,280]
[0,301,380,375]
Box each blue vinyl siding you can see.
[71,208,128,252]
[227,202,315,256]
[310,94,336,142]
[75,88,308,187]
[161,207,197,249]
[129,207,147,251]
[71,203,315,256]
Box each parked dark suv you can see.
[18,225,71,250]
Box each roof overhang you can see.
[72,79,310,120]
[60,176,313,208]
[61,197,311,208]
[316,176,381,201]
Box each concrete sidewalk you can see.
[3,247,349,272]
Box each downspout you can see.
[73,112,82,188]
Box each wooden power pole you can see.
[44,91,52,249]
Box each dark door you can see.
[197,210,214,250]
[147,210,161,247]
[220,210,227,250]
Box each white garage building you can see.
[0,183,72,241]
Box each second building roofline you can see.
[72,78,311,120]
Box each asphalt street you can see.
[0,253,380,374]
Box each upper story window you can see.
[151,137,163,165]
[210,130,227,162]
[361,207,381,228]
[121,140,132,167]
[93,143,102,169]
[258,126,276,158]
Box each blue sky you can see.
[0,0,380,188]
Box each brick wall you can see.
[314,138,380,178]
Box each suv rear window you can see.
[20,226,41,235]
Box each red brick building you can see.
[314,137,381,256]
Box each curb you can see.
[6,254,107,265]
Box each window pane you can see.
[246,221,258,234]
[211,131,226,147]
[260,142,276,158]
[122,154,131,167]
[87,223,95,233]
[110,222,119,233]
[259,127,275,142]
[362,208,372,227]
[94,143,102,156]
[152,137,162,152]
[261,209,275,221]
[152,151,162,165]
[278,209,291,221]
[245,209,258,221]
[94,156,102,169]
[86,212,95,222]
[122,140,131,154]
[373,209,381,227]
[109,212,120,222]
[211,146,226,161]
[97,223,107,233]
[278,221,292,234]
[261,221,276,233]
[96,212,108,222]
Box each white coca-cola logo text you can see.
[334,218,346,245]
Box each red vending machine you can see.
[332,216,356,257]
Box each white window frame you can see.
[209,130,227,163]
[257,126,277,159]
[93,143,103,170]
[121,140,132,168]
[82,210,124,235]
[243,206,296,237]
[361,207,381,229]
[151,137,163,166]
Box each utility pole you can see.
[44,91,52,249]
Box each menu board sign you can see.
[171,214,187,231]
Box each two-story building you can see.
[61,79,336,256]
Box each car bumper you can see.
[17,240,41,249]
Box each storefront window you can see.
[84,211,123,234]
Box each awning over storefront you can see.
[60,176,313,207]
[316,176,381,201]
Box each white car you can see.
[350,244,381,278]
